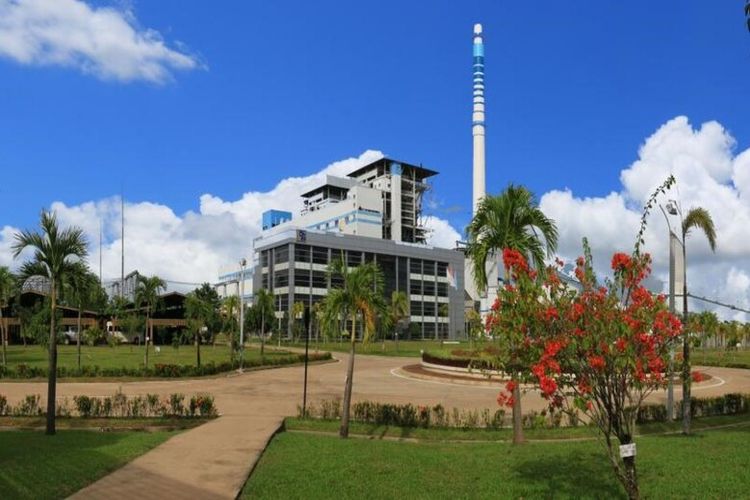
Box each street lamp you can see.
[659,200,682,420]
[239,257,247,372]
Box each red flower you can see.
[615,337,627,353]
[502,248,528,273]
[611,252,631,271]
[691,371,705,383]
[505,380,517,393]
[588,355,606,371]
[539,376,557,397]
[544,306,559,321]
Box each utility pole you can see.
[239,258,247,372]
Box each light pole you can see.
[659,200,681,420]
[239,257,247,372]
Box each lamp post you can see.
[660,200,681,420]
[239,257,247,372]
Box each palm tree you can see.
[12,210,88,435]
[388,290,409,351]
[321,258,386,438]
[0,266,16,366]
[680,207,716,435]
[291,300,305,342]
[222,295,240,363]
[63,262,98,371]
[255,288,274,357]
[466,186,558,445]
[135,275,166,369]
[185,283,221,368]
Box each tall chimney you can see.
[472,23,486,216]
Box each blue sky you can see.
[3,0,750,315]
[3,1,748,232]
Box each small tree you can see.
[254,288,274,357]
[488,245,681,500]
[0,266,16,366]
[135,275,166,369]
[62,262,98,370]
[12,210,88,435]
[185,284,221,368]
[321,258,386,438]
[221,295,240,363]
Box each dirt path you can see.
[2,354,748,499]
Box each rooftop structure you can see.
[262,157,436,244]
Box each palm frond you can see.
[682,207,716,252]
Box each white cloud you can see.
[0,0,201,83]
[423,216,461,249]
[541,116,750,320]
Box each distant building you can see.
[104,270,141,302]
[253,157,465,340]
[215,263,254,301]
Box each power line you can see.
[686,293,750,315]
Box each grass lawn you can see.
[3,344,304,371]
[0,429,176,499]
[280,339,466,358]
[694,347,750,368]
[284,413,750,441]
[243,417,750,499]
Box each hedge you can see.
[637,393,750,424]
[0,391,218,418]
[0,351,332,379]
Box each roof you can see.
[346,157,438,180]
[300,175,357,198]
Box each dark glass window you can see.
[294,272,311,287]
[274,245,289,264]
[295,245,311,263]
[312,271,327,288]
[410,301,423,316]
[274,270,288,287]
[410,259,422,274]
[312,246,328,265]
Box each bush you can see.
[636,393,750,424]
[0,391,219,418]
[311,400,511,430]
[0,352,333,379]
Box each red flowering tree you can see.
[487,243,682,499]
[484,248,555,444]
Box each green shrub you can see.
[74,395,93,418]
[0,391,219,418]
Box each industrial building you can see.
[253,157,466,340]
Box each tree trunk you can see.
[260,309,265,358]
[144,309,150,369]
[512,376,524,444]
[339,314,356,438]
[196,329,201,368]
[681,244,692,435]
[1,306,6,366]
[47,280,57,435]
[622,455,639,500]
[77,305,82,371]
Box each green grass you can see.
[3,344,301,371]
[280,339,466,358]
[0,430,176,499]
[284,413,750,441]
[694,347,750,368]
[0,416,210,431]
[243,418,750,499]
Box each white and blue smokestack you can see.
[472,23,486,216]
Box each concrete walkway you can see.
[2,352,749,499]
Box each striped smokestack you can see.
[472,23,486,215]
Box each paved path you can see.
[2,352,749,499]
